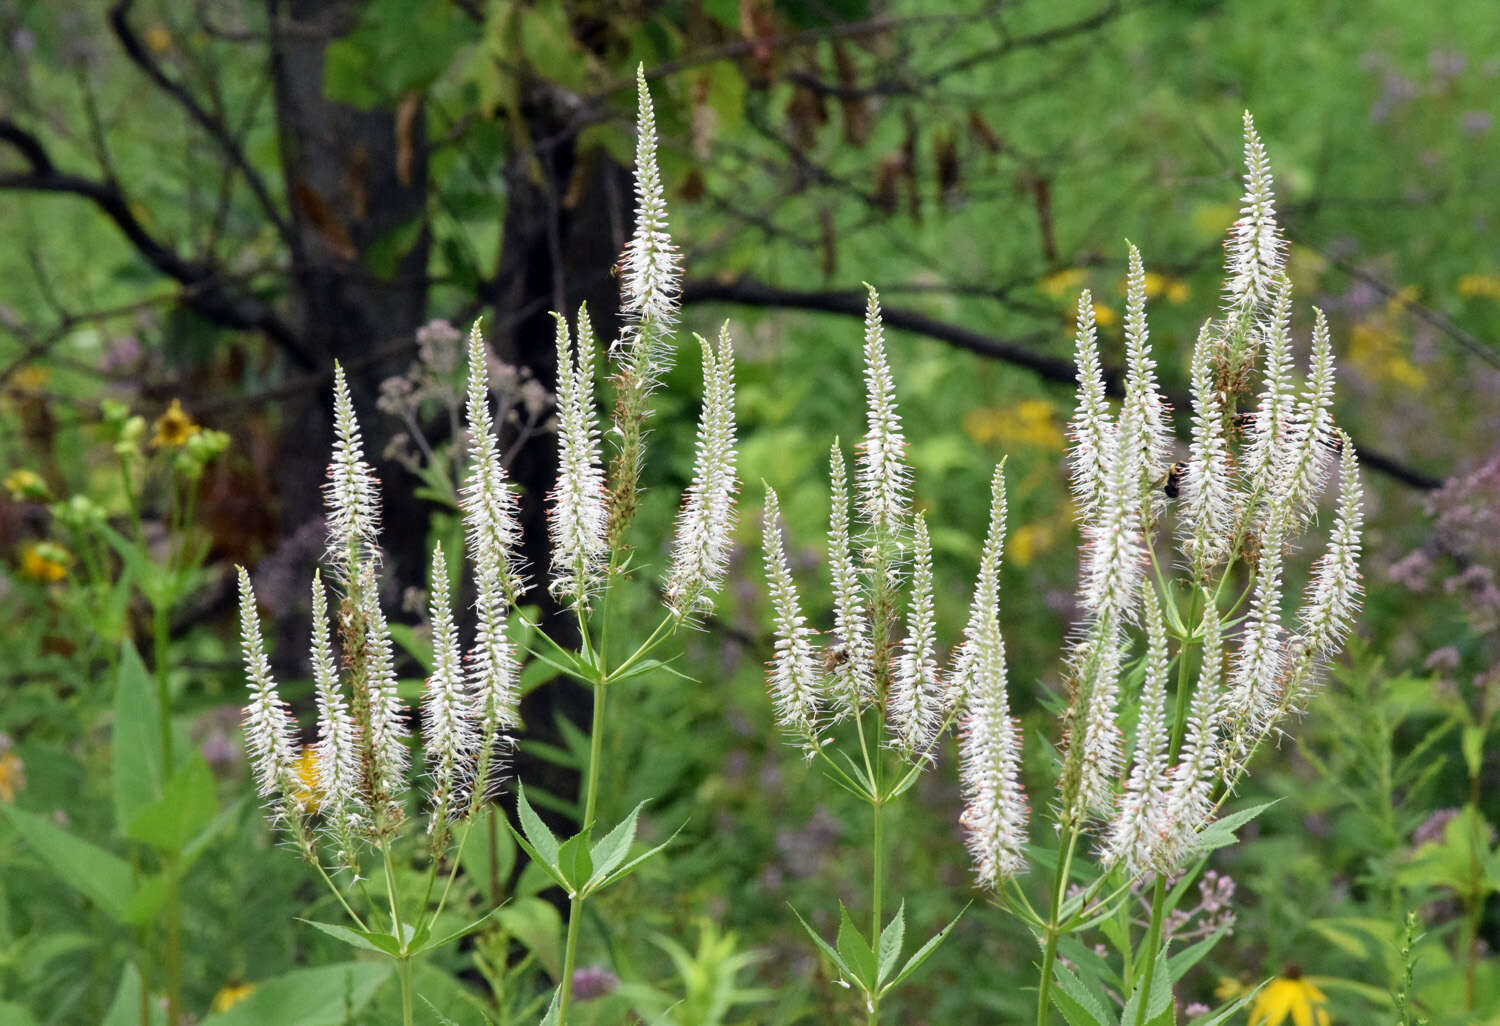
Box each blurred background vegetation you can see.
[1,0,1499,1023]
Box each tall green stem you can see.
[1035,828,1079,1026]
[1131,587,1201,1026]
[868,750,885,1026]
[398,956,414,1026]
[1131,878,1168,1026]
[558,678,608,1025]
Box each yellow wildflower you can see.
[1249,969,1332,1026]
[1164,279,1190,305]
[962,399,1064,451]
[4,469,48,500]
[1458,273,1500,301]
[1008,522,1055,567]
[291,749,323,813]
[12,366,49,391]
[151,399,201,448]
[0,751,25,802]
[1040,268,1088,299]
[1091,303,1119,328]
[210,981,255,1013]
[1348,320,1426,389]
[19,542,70,583]
[143,25,173,54]
[1214,976,1248,1002]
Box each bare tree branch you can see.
[108,0,293,244]
[0,119,312,367]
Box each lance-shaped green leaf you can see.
[879,904,968,995]
[586,800,648,889]
[835,903,878,992]
[1186,985,1263,1026]
[1119,945,1173,1026]
[591,819,686,893]
[412,903,509,957]
[112,641,164,832]
[1169,921,1232,985]
[298,919,403,957]
[125,756,217,854]
[877,902,906,986]
[198,962,392,1025]
[2,805,133,922]
[555,831,594,895]
[1051,962,1119,1026]
[1195,800,1279,854]
[507,787,568,889]
[789,904,852,982]
[539,985,562,1026]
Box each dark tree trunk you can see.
[266,0,432,582]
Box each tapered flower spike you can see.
[607,68,680,549]
[467,552,519,799]
[1181,322,1236,571]
[461,321,523,788]
[1080,417,1146,627]
[1275,309,1337,530]
[1287,434,1364,704]
[237,567,301,810]
[1071,619,1125,819]
[463,322,526,601]
[1243,275,1296,520]
[762,487,822,751]
[1225,112,1286,315]
[1223,522,1288,748]
[665,324,739,620]
[957,466,1028,885]
[1068,290,1114,519]
[548,308,608,606]
[952,464,1008,706]
[325,362,382,580]
[357,568,409,833]
[1122,244,1174,501]
[827,443,875,715]
[1157,595,1224,871]
[890,514,941,758]
[1103,588,1171,875]
[620,63,680,353]
[309,570,363,847]
[855,284,911,543]
[423,545,474,837]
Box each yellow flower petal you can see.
[151,399,202,448]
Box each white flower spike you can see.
[665,324,739,620]
[958,466,1028,885]
[762,487,822,750]
[237,567,300,809]
[548,308,608,606]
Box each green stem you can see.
[153,602,174,777]
[383,844,406,941]
[609,613,675,680]
[164,870,181,1026]
[1035,828,1079,1026]
[1131,878,1168,1026]
[868,754,884,1026]
[398,956,414,1026]
[558,678,609,1026]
